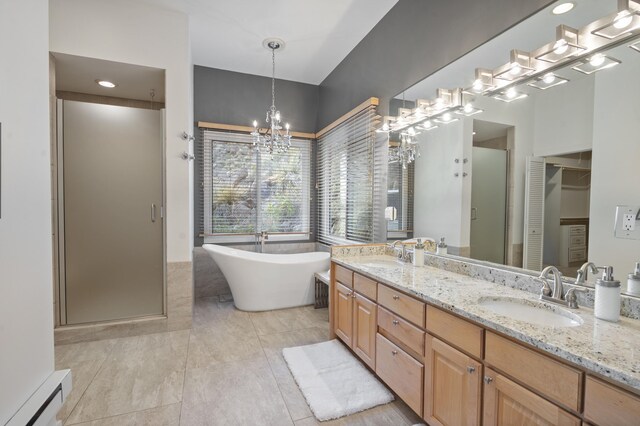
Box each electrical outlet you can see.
[615,205,640,239]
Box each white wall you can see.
[590,52,640,281]
[49,0,193,262]
[0,0,54,423]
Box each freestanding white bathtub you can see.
[202,244,330,311]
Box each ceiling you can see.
[137,0,398,85]
[53,53,165,102]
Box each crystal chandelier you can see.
[251,39,291,155]
[389,127,420,169]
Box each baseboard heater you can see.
[6,369,72,426]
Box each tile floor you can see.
[56,297,423,425]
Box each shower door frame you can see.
[55,99,167,326]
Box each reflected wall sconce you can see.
[468,68,495,94]
[456,93,483,116]
[493,50,536,81]
[592,0,640,39]
[535,25,585,63]
[572,54,621,74]
[434,88,462,110]
[433,112,459,124]
[420,120,439,131]
[493,87,528,103]
[527,72,569,90]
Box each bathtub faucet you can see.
[256,231,269,253]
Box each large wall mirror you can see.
[385,0,640,296]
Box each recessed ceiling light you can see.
[96,80,116,88]
[552,2,575,15]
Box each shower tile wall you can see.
[193,243,319,299]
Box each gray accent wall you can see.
[317,0,554,128]
[194,65,319,132]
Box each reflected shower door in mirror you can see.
[386,131,415,240]
[385,0,640,295]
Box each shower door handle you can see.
[151,204,157,223]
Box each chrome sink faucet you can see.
[389,240,410,263]
[575,262,599,285]
[538,265,587,309]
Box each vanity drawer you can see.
[569,247,587,262]
[376,333,424,415]
[378,306,425,356]
[426,305,483,359]
[569,225,586,236]
[334,264,353,287]
[354,273,377,301]
[584,376,640,426]
[378,284,425,328]
[569,235,586,247]
[485,332,582,412]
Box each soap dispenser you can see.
[627,262,640,296]
[595,266,621,322]
[436,237,448,255]
[413,239,424,267]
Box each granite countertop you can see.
[332,254,640,393]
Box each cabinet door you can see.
[483,368,580,426]
[334,282,353,346]
[353,293,377,369]
[424,335,481,426]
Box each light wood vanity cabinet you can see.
[424,335,481,426]
[329,261,640,425]
[483,368,580,426]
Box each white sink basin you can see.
[360,260,402,268]
[477,296,583,328]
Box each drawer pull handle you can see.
[391,350,398,356]
[392,295,400,300]
[483,376,493,384]
[467,366,475,373]
[392,320,399,326]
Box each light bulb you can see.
[442,112,452,122]
[509,63,521,76]
[382,122,390,132]
[253,120,258,128]
[423,120,432,129]
[464,103,473,113]
[96,80,116,88]
[434,98,444,108]
[613,11,633,29]
[285,123,290,130]
[553,39,569,55]
[506,88,517,99]
[543,73,556,84]
[590,54,605,67]
[275,111,281,121]
[472,79,483,92]
[408,127,416,136]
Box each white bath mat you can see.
[282,339,394,421]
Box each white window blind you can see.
[316,105,384,245]
[198,130,311,241]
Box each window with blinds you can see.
[198,130,311,242]
[316,105,385,245]
[387,160,414,239]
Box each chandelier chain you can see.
[271,47,276,110]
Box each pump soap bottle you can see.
[627,262,640,296]
[595,266,621,322]
[413,239,424,267]
[437,237,448,255]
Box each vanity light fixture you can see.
[552,2,575,15]
[466,68,496,94]
[527,72,570,90]
[455,93,483,116]
[592,0,640,39]
[376,116,395,133]
[535,25,585,63]
[433,88,462,110]
[572,53,621,74]
[433,112,460,124]
[389,126,421,169]
[493,50,536,81]
[493,87,529,103]
[420,120,439,131]
[96,79,116,88]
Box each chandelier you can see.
[251,38,291,155]
[389,127,420,169]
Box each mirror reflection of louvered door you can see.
[61,100,164,325]
[523,156,545,271]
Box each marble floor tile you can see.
[180,357,292,426]
[250,306,329,336]
[185,327,263,370]
[55,339,119,423]
[69,403,181,426]
[65,331,190,424]
[191,299,253,333]
[293,402,414,425]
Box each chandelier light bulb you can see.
[472,79,483,92]
[253,120,258,128]
[285,123,290,130]
[506,87,517,99]
[423,120,432,129]
[590,54,606,67]
[464,103,474,113]
[442,112,452,122]
[543,73,556,84]
[275,111,281,121]
[553,39,569,55]
[382,122,390,132]
[613,11,633,29]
